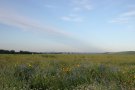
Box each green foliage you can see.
[1,54,135,90]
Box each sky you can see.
[0,0,135,52]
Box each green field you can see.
[1,54,135,90]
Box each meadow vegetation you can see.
[1,54,135,90]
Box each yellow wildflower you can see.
[28,64,32,67]
[134,75,135,79]
[77,64,80,67]
[62,67,71,73]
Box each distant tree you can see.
[10,50,15,54]
[19,50,32,54]
[0,49,10,54]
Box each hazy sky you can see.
[0,0,135,52]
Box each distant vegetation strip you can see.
[0,49,63,54]
[1,49,135,54]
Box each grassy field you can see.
[1,54,135,90]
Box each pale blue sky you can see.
[0,0,135,52]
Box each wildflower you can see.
[62,67,71,73]
[28,64,32,67]
[77,64,80,67]
[134,75,135,79]
[122,71,125,74]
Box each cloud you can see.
[0,7,70,37]
[61,0,92,22]
[110,17,129,23]
[110,10,135,24]
[120,11,135,17]
[72,0,93,12]
[61,14,83,22]
[0,6,102,52]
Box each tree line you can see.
[0,49,66,54]
[0,49,39,54]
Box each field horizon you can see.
[1,49,135,54]
[1,0,135,90]
[1,53,135,90]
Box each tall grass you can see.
[1,54,135,90]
